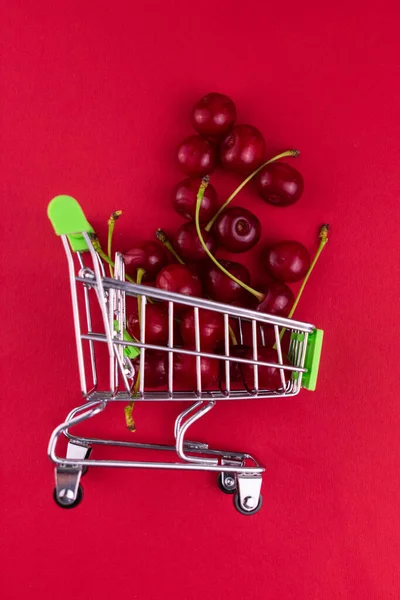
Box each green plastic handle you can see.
[114,321,140,359]
[300,329,324,391]
[47,195,94,252]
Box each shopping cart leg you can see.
[66,441,92,476]
[54,467,84,509]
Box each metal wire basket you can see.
[47,195,323,515]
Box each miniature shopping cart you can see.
[47,195,323,515]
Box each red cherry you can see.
[127,303,169,344]
[173,351,219,389]
[256,282,294,317]
[133,350,168,388]
[204,260,251,304]
[173,222,216,262]
[156,264,203,298]
[214,206,261,253]
[220,124,265,175]
[263,241,310,283]
[180,308,225,350]
[124,241,168,277]
[256,162,304,207]
[242,347,285,390]
[173,177,219,223]
[177,135,217,177]
[219,343,249,383]
[191,92,236,138]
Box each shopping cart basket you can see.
[47,195,324,515]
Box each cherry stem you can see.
[107,210,122,277]
[124,402,136,432]
[275,224,329,346]
[136,267,146,320]
[205,149,300,231]
[229,327,238,346]
[89,233,136,284]
[156,229,184,264]
[194,178,264,302]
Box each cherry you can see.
[173,222,217,262]
[180,308,225,350]
[173,351,219,389]
[214,206,261,253]
[127,303,169,344]
[133,350,168,388]
[256,282,294,317]
[219,343,249,383]
[220,124,265,175]
[204,260,251,304]
[124,241,168,278]
[242,347,285,390]
[256,162,304,207]
[173,177,219,223]
[191,92,236,138]
[177,135,217,177]
[156,263,203,298]
[263,241,310,283]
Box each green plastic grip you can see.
[114,321,140,359]
[47,195,94,252]
[301,329,324,391]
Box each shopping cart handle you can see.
[47,195,94,252]
[301,329,324,391]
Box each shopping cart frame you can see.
[47,195,323,515]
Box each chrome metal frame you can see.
[49,233,316,514]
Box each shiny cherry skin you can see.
[263,241,310,282]
[242,347,285,390]
[256,162,304,207]
[220,124,265,175]
[173,222,216,262]
[173,177,219,223]
[177,135,217,177]
[127,303,169,344]
[214,206,261,253]
[133,350,167,388]
[191,92,236,138]
[204,260,251,303]
[219,343,249,383]
[257,282,294,317]
[156,264,202,298]
[180,308,225,350]
[173,351,219,389]
[124,241,168,277]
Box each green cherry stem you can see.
[107,210,122,277]
[194,178,264,302]
[156,229,184,264]
[89,233,136,284]
[275,224,330,346]
[288,225,329,319]
[205,149,300,232]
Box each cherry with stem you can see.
[205,149,299,232]
[195,180,329,321]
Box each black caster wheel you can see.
[53,484,84,509]
[218,473,237,494]
[233,492,263,515]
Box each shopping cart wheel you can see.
[53,484,84,509]
[218,473,237,494]
[233,492,263,516]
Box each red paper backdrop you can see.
[1,1,400,599]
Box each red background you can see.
[1,1,400,599]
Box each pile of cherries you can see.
[121,93,312,392]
